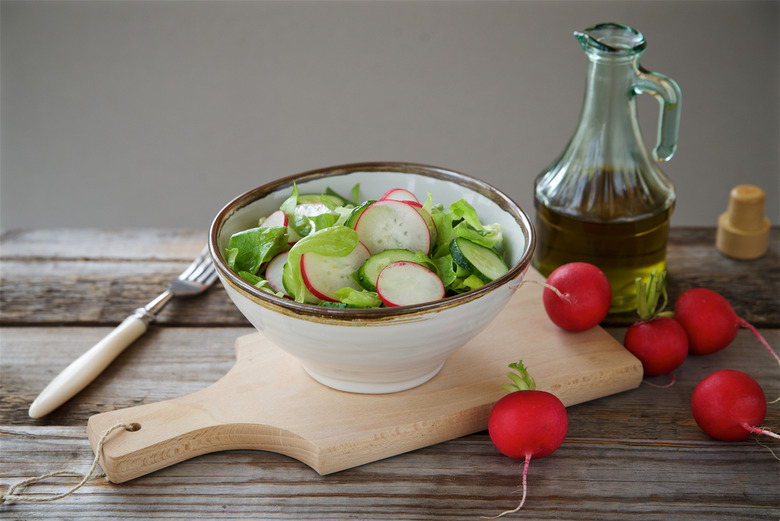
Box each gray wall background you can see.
[2,0,778,230]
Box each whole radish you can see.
[485,361,568,518]
[622,270,689,377]
[542,262,612,332]
[674,288,779,366]
[691,369,778,442]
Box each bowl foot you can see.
[301,362,446,394]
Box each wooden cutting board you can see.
[87,268,642,483]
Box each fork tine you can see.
[192,258,217,284]
[200,265,219,286]
[183,257,213,281]
[178,246,211,280]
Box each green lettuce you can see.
[226,225,288,275]
[333,287,383,308]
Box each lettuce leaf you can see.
[334,287,383,308]
[226,225,288,275]
[236,270,286,298]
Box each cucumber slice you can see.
[450,237,509,283]
[414,206,438,249]
[376,261,445,307]
[298,192,348,207]
[282,260,321,305]
[356,248,417,291]
[344,200,375,229]
[354,200,431,255]
[300,242,371,302]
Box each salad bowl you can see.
[209,162,535,394]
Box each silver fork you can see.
[29,247,218,418]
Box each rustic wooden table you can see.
[1,227,778,520]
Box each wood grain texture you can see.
[2,227,777,327]
[1,227,778,520]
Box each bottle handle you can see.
[633,67,682,162]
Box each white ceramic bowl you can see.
[209,162,535,394]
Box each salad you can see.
[224,183,510,308]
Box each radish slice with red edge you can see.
[260,210,288,228]
[376,261,445,307]
[301,242,371,302]
[355,200,431,255]
[264,250,290,297]
[379,188,420,205]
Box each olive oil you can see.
[533,204,672,313]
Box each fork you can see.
[28,246,219,418]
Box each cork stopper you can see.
[715,184,771,259]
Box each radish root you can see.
[738,318,780,367]
[482,456,530,519]
[642,373,677,388]
[515,280,572,303]
[738,318,780,403]
[741,422,780,440]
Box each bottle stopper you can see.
[715,184,771,259]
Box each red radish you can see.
[486,361,568,518]
[542,262,612,332]
[691,369,778,442]
[674,288,779,366]
[622,270,689,377]
[624,317,688,376]
[260,210,288,228]
[379,188,420,205]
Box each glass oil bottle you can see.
[533,23,682,313]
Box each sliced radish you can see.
[264,250,290,297]
[376,261,445,307]
[301,242,371,302]
[379,188,420,205]
[355,200,431,255]
[260,210,288,228]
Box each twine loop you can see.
[1,422,138,505]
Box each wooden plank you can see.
[2,227,777,327]
[1,426,777,520]
[664,227,779,327]
[0,229,207,260]
[0,259,247,326]
[3,327,778,436]
[1,327,254,426]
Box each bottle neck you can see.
[574,55,643,148]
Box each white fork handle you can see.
[28,314,149,419]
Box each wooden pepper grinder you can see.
[716,184,771,259]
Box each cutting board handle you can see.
[87,344,319,484]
